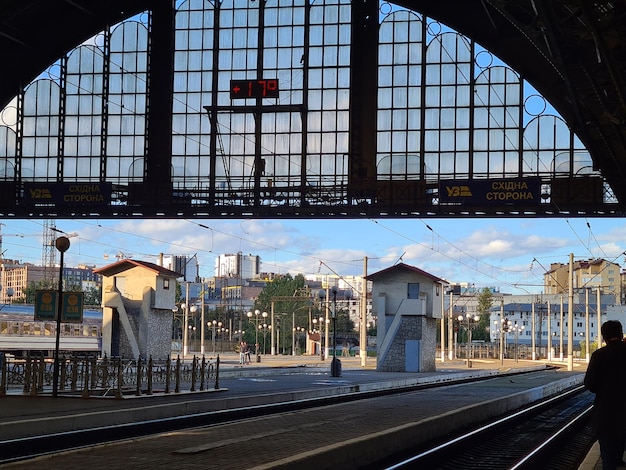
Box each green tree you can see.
[335,306,355,333]
[251,274,310,353]
[473,287,494,341]
[83,286,102,307]
[254,273,307,311]
[21,281,102,307]
[21,281,52,304]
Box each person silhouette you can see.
[584,320,626,470]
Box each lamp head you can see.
[55,236,70,253]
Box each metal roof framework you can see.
[0,0,624,219]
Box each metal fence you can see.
[0,354,220,398]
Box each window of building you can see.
[163,278,170,290]
[408,283,419,299]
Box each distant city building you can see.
[64,264,100,291]
[488,292,624,352]
[0,260,101,303]
[157,254,199,282]
[304,273,373,333]
[544,258,621,301]
[0,262,46,303]
[215,253,260,279]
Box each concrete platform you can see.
[0,354,601,469]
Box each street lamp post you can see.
[458,313,480,368]
[182,303,188,357]
[494,318,512,365]
[0,285,14,311]
[260,323,269,354]
[293,326,305,354]
[330,286,341,377]
[211,320,216,354]
[186,305,197,353]
[247,309,266,362]
[172,306,181,342]
[52,236,70,397]
[219,326,228,352]
[317,289,330,361]
[188,325,197,352]
[511,323,525,362]
[312,315,324,359]
[200,291,206,355]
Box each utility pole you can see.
[585,287,590,362]
[559,296,564,361]
[440,283,446,362]
[360,257,368,367]
[567,253,574,371]
[201,282,206,355]
[597,286,602,348]
[448,289,454,360]
[531,301,536,360]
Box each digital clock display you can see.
[230,79,279,99]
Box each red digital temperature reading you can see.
[230,79,279,99]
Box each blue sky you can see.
[2,216,625,295]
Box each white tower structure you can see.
[215,252,260,279]
[157,254,199,282]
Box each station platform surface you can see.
[0,353,602,469]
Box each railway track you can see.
[380,386,595,470]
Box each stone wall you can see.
[118,308,138,359]
[146,310,173,359]
[377,315,436,372]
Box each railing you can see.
[0,320,101,353]
[0,319,101,338]
[0,354,220,398]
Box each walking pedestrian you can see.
[239,341,246,365]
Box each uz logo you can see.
[29,188,52,199]
[445,185,472,197]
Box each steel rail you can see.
[384,385,593,470]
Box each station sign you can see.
[34,290,56,321]
[62,292,84,323]
[34,290,84,323]
[23,182,112,207]
[439,177,541,205]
